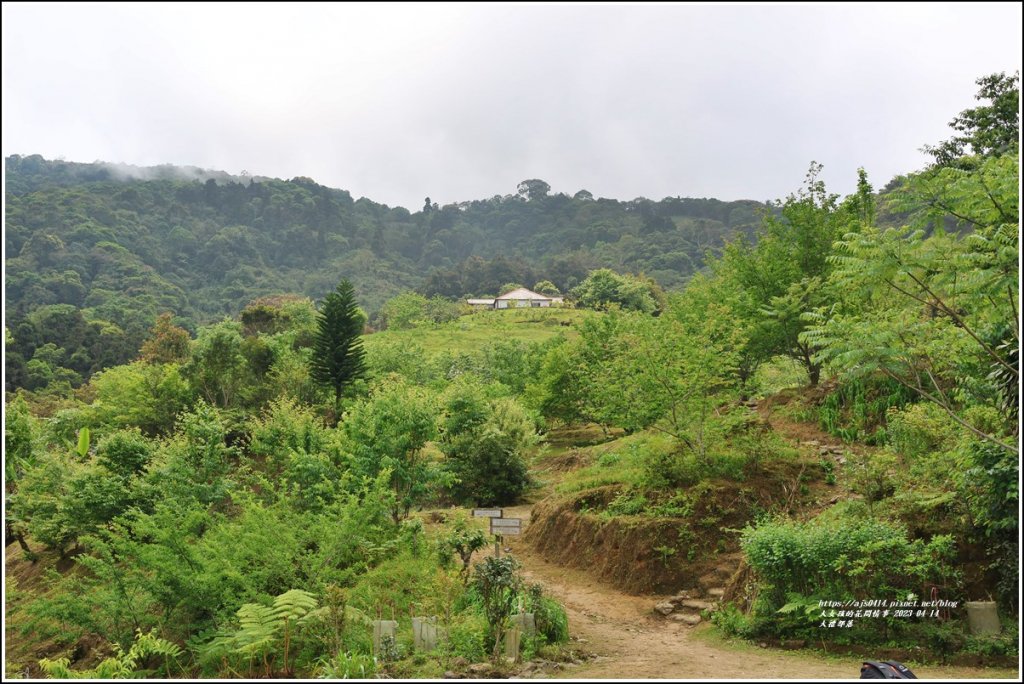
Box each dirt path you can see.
[501,504,1018,680]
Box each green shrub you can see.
[443,612,488,662]
[534,596,569,644]
[819,458,836,486]
[439,379,537,506]
[914,619,967,653]
[522,583,569,644]
[95,428,153,478]
[724,410,795,467]
[742,516,959,613]
[314,651,377,679]
[962,619,1019,657]
[647,492,696,518]
[886,403,960,463]
[346,549,442,619]
[710,603,754,638]
[604,491,648,516]
[337,614,374,659]
[641,447,703,488]
[437,516,488,581]
[246,398,329,477]
[817,377,915,444]
[846,449,900,502]
[958,440,1019,613]
[364,339,437,385]
[45,407,91,447]
[473,556,523,659]
[636,413,792,489]
[641,445,757,488]
[749,356,806,397]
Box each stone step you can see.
[668,591,698,607]
[678,598,717,612]
[706,587,725,599]
[657,597,720,618]
[654,601,675,616]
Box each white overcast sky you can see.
[2,2,1021,209]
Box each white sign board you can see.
[490,517,523,535]
[473,508,503,518]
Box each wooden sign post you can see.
[489,517,522,538]
[470,509,523,556]
[487,518,520,557]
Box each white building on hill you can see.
[467,288,565,309]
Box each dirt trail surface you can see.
[500,504,1018,680]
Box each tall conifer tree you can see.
[310,279,366,415]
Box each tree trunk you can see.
[737,366,753,401]
[15,533,33,560]
[6,522,35,561]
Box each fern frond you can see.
[38,658,75,679]
[272,588,318,621]
[234,602,278,654]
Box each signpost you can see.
[489,517,522,536]
[469,509,524,556]
[490,517,522,557]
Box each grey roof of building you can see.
[496,288,555,300]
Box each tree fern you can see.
[272,589,318,675]
[234,602,277,654]
[38,630,182,679]
[198,588,320,677]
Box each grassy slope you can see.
[364,307,587,356]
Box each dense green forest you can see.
[3,71,1019,678]
[4,154,767,393]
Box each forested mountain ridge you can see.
[3,156,276,196]
[4,154,767,392]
